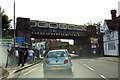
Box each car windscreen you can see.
[47,51,67,58]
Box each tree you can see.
[0,6,4,39]
[84,21,102,34]
[2,14,11,38]
[0,6,11,39]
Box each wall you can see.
[74,38,92,57]
[0,45,8,68]
[0,39,17,68]
[103,30,119,56]
[0,44,9,68]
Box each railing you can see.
[30,20,87,31]
[0,39,14,46]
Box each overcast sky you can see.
[0,0,120,44]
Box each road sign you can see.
[92,48,96,54]
[15,37,25,43]
[90,38,98,44]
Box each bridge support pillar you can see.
[74,38,92,57]
[16,17,31,48]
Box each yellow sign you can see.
[90,38,94,43]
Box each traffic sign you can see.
[15,37,25,43]
[92,48,96,54]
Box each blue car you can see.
[43,49,72,75]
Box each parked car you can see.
[43,49,72,75]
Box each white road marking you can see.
[23,67,38,75]
[75,60,94,71]
[100,75,108,80]
[83,64,94,71]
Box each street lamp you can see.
[13,0,16,55]
[0,14,2,39]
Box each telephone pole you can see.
[13,0,16,55]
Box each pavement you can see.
[70,54,120,62]
[97,56,120,62]
[0,55,119,80]
[1,58,43,80]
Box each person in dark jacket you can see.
[24,49,28,63]
[18,50,24,67]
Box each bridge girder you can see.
[31,27,87,39]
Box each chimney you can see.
[111,9,117,19]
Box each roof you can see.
[105,16,120,30]
[105,19,118,30]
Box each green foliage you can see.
[85,21,101,27]
[1,6,11,39]
[85,21,102,34]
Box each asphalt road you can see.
[7,56,119,80]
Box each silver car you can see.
[43,49,72,75]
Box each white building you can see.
[118,1,120,16]
[100,10,119,56]
[103,30,119,56]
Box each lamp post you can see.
[0,13,2,39]
[118,16,120,57]
[13,0,16,55]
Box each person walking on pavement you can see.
[24,49,28,63]
[28,48,34,63]
[15,49,19,58]
[43,50,46,57]
[15,48,19,65]
[18,50,25,67]
[34,49,39,60]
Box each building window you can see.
[108,42,116,50]
[105,44,107,50]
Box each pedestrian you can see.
[44,49,49,57]
[43,50,46,57]
[24,49,28,63]
[34,49,39,60]
[9,47,14,56]
[18,50,24,67]
[15,49,19,58]
[40,49,43,57]
[36,49,39,58]
[28,48,34,63]
[15,49,19,65]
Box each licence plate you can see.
[52,66,63,70]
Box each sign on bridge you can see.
[15,37,25,43]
